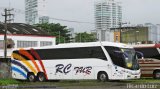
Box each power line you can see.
[49,17,94,24]
[0,7,94,24]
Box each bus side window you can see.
[88,47,107,60]
[88,50,94,57]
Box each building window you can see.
[40,41,52,47]
[17,41,38,48]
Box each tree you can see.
[75,32,96,42]
[35,23,70,44]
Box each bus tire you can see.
[37,72,46,82]
[153,70,160,79]
[97,71,108,82]
[27,72,36,82]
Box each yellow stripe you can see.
[12,53,37,74]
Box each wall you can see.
[112,27,149,44]
[0,35,56,58]
[121,27,148,43]
[0,59,10,78]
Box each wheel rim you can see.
[39,75,44,81]
[100,74,106,81]
[29,75,35,81]
[155,72,160,78]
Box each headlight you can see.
[127,63,132,68]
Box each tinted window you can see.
[13,46,107,60]
[135,48,160,59]
[105,46,125,67]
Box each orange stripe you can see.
[19,49,41,72]
[30,48,48,80]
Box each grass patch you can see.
[18,80,108,87]
[122,78,160,83]
[0,79,19,85]
[0,78,160,87]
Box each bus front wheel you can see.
[97,72,108,82]
[37,72,46,82]
[27,72,36,82]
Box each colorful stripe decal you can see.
[11,66,27,78]
[11,60,29,72]
[19,49,41,72]
[12,53,37,74]
[30,48,48,80]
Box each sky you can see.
[0,0,160,32]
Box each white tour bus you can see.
[11,42,141,82]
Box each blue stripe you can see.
[11,66,27,78]
[11,60,29,72]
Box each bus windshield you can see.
[121,48,139,70]
[105,46,139,70]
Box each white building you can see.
[25,0,49,25]
[94,0,122,41]
[157,24,160,42]
[0,23,55,58]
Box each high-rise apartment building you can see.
[94,0,122,41]
[25,0,49,25]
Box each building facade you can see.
[0,23,55,58]
[94,0,122,41]
[111,23,160,44]
[25,0,49,25]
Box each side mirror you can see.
[136,51,144,59]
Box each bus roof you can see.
[133,44,160,48]
[14,41,133,50]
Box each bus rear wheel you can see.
[37,72,46,82]
[27,73,36,82]
[153,70,160,79]
[97,72,108,82]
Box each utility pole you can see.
[2,8,14,59]
[119,22,127,43]
[2,8,14,78]
[119,23,122,43]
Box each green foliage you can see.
[75,32,97,42]
[35,23,70,44]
